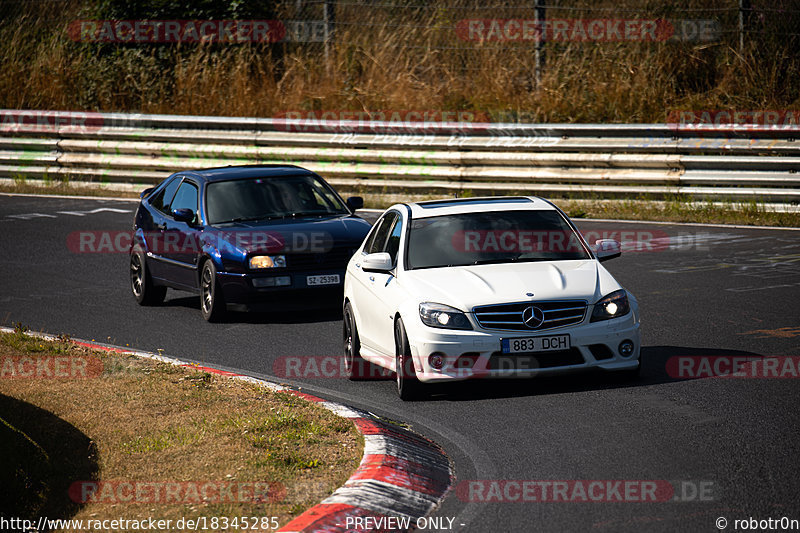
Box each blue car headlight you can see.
[249,255,286,269]
[419,302,472,330]
[590,290,630,322]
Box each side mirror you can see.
[594,239,621,262]
[140,187,155,199]
[172,208,195,224]
[362,252,393,273]
[346,196,364,211]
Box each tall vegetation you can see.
[0,0,797,122]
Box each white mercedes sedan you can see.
[343,197,641,400]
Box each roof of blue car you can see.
[182,165,317,182]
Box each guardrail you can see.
[1,110,799,202]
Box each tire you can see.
[395,318,423,401]
[200,260,226,322]
[130,248,166,306]
[343,302,367,380]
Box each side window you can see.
[169,181,199,220]
[310,178,346,211]
[363,212,398,255]
[150,177,181,214]
[385,216,403,265]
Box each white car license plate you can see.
[307,274,340,286]
[502,334,570,354]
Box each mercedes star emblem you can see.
[522,306,545,329]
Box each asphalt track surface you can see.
[2,193,799,532]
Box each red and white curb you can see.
[0,327,454,532]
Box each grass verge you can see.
[0,180,142,199]
[557,198,800,227]
[2,180,797,227]
[355,191,799,227]
[0,328,362,530]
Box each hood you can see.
[208,215,371,254]
[402,260,621,311]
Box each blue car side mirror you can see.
[346,196,364,211]
[172,208,195,224]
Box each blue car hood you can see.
[206,214,370,254]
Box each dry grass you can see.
[0,329,362,530]
[0,1,797,122]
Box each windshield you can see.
[206,175,349,225]
[407,210,591,269]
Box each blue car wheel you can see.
[130,248,166,306]
[200,260,226,322]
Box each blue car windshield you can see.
[407,210,591,269]
[206,175,349,225]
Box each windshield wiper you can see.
[284,211,334,218]
[215,215,281,224]
[472,256,522,265]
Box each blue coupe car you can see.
[129,165,371,321]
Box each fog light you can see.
[253,276,291,288]
[618,340,635,357]
[428,353,445,370]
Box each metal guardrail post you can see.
[535,0,546,87]
[324,0,335,67]
[739,0,751,53]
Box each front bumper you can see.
[406,312,641,383]
[217,269,344,306]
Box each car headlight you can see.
[590,289,630,322]
[249,255,286,269]
[419,302,472,330]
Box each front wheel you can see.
[343,302,367,380]
[200,260,226,322]
[130,248,166,306]
[395,318,423,401]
